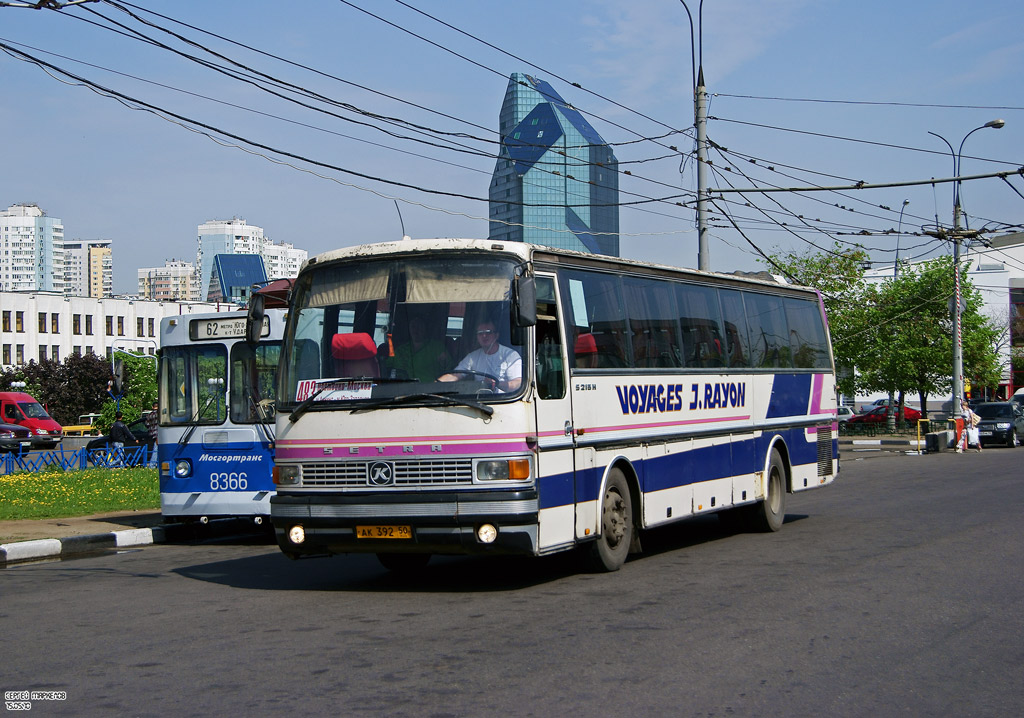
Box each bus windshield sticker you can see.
[296,379,374,402]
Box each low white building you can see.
[0,291,232,370]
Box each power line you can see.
[713,92,1024,112]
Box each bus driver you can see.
[439,319,522,392]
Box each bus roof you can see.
[302,239,815,297]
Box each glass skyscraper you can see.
[488,73,619,256]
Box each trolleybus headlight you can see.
[475,458,531,482]
[476,524,498,544]
[288,525,306,545]
[273,464,300,486]
[174,459,192,478]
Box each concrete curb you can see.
[0,518,259,567]
[0,526,166,567]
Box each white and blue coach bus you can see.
[264,239,838,571]
[158,307,284,524]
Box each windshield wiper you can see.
[177,394,217,450]
[352,392,494,418]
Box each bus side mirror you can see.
[246,293,266,347]
[513,275,536,327]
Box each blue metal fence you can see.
[1,445,155,474]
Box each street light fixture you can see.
[928,119,1005,407]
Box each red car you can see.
[847,405,922,424]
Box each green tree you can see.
[1,354,119,425]
[98,352,157,431]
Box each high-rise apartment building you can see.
[62,238,112,298]
[138,260,201,301]
[0,203,66,292]
[488,73,619,256]
[196,217,307,300]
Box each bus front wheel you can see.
[751,450,787,532]
[588,468,633,572]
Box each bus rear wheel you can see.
[588,468,633,572]
[751,449,787,532]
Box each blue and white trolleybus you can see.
[158,307,284,524]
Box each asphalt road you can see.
[2,448,1022,717]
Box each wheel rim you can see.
[602,487,628,548]
[767,469,782,514]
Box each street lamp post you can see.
[928,119,1005,407]
[888,199,910,431]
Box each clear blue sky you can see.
[1,0,1021,293]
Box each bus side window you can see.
[676,283,725,369]
[534,276,564,400]
[624,276,683,368]
[744,292,790,368]
[719,289,752,368]
[562,270,628,369]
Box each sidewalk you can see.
[0,510,267,566]
[0,509,169,567]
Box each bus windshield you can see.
[280,254,525,409]
[160,345,228,426]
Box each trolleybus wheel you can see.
[751,449,787,532]
[588,468,632,572]
[377,552,431,573]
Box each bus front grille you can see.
[300,459,475,488]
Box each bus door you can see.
[532,274,579,550]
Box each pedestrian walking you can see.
[958,400,983,453]
[109,411,135,467]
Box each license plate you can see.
[979,431,992,436]
[356,525,412,540]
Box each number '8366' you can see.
[210,472,248,490]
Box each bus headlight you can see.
[476,524,498,544]
[475,458,531,482]
[174,459,192,478]
[273,465,300,486]
[288,525,306,545]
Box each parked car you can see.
[85,418,154,466]
[973,402,1024,448]
[847,405,923,424]
[0,421,33,453]
[858,398,892,413]
[836,406,854,423]
[0,391,64,449]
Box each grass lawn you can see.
[0,467,159,521]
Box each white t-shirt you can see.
[455,344,522,386]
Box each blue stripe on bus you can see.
[538,425,833,510]
[765,374,813,419]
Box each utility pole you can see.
[922,225,980,405]
[695,68,710,271]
